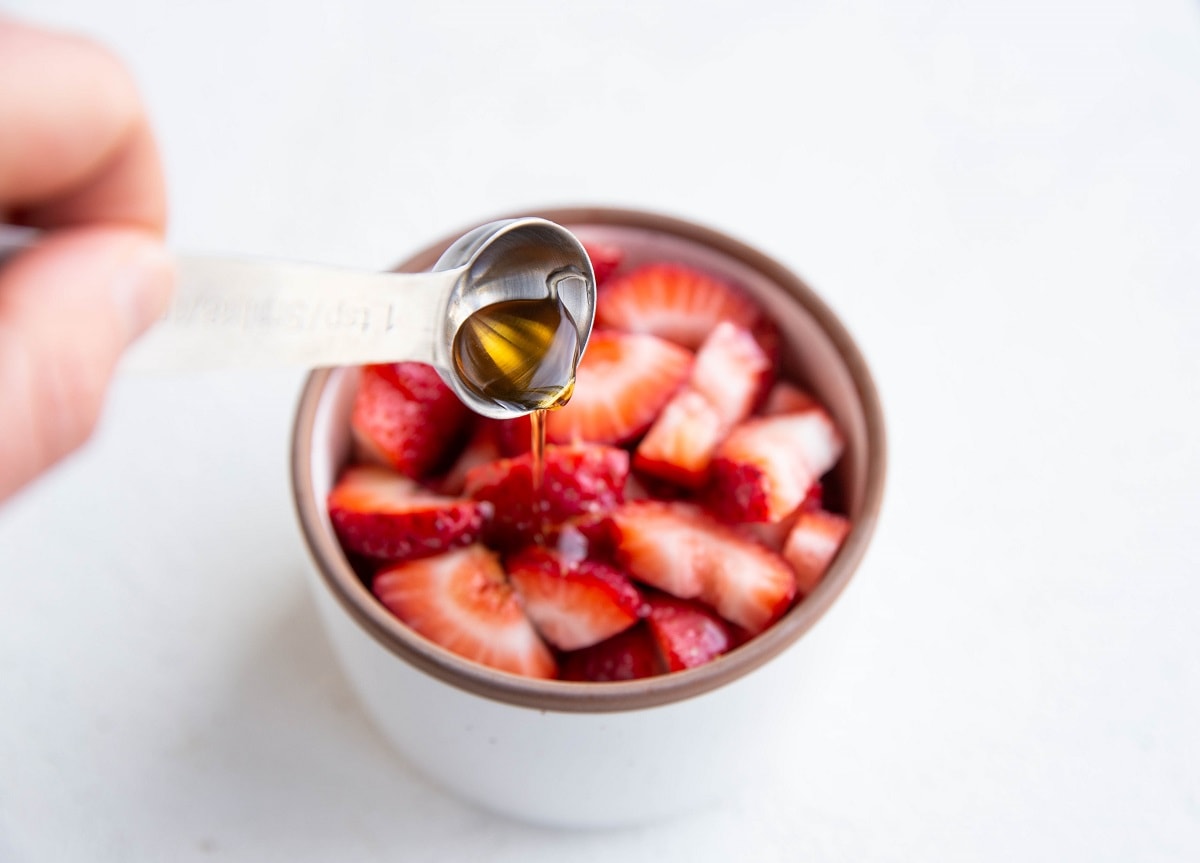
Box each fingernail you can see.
[111,242,175,344]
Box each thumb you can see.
[0,225,173,501]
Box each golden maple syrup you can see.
[452,295,579,491]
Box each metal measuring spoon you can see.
[0,217,596,419]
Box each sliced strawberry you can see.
[635,323,770,487]
[545,330,692,445]
[645,594,735,672]
[783,509,852,595]
[736,482,824,550]
[328,465,490,561]
[372,545,556,678]
[464,444,629,546]
[352,363,472,478]
[558,624,664,682]
[709,410,844,523]
[633,391,723,487]
[583,240,624,286]
[608,501,797,634]
[595,263,774,352]
[761,381,821,417]
[507,546,643,651]
[690,323,775,420]
[434,422,503,496]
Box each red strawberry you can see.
[558,624,664,682]
[545,330,692,445]
[506,546,643,651]
[736,482,824,550]
[608,502,797,634]
[635,323,770,487]
[464,444,629,546]
[783,510,851,595]
[595,263,774,352]
[372,545,556,678]
[328,465,491,561]
[645,594,735,671]
[352,363,472,478]
[634,391,723,488]
[709,410,844,523]
[583,241,624,286]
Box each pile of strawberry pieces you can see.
[327,242,852,680]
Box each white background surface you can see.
[2,0,1198,859]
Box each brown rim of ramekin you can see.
[291,206,887,713]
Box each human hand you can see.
[0,18,173,503]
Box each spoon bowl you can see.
[432,217,596,418]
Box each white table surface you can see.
[2,1,1198,859]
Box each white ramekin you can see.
[291,207,887,828]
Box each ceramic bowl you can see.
[291,207,886,827]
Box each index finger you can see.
[0,18,166,233]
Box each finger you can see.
[0,18,166,232]
[0,226,173,501]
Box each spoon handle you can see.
[0,226,454,372]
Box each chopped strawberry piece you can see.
[645,594,735,671]
[783,510,851,594]
[464,444,629,546]
[372,545,556,678]
[545,330,692,445]
[558,624,664,682]
[635,323,770,487]
[608,501,797,634]
[434,422,503,495]
[583,241,624,286]
[507,546,643,651]
[709,410,844,523]
[760,381,821,417]
[328,465,490,561]
[736,482,824,550]
[352,363,472,478]
[634,391,723,487]
[690,323,775,420]
[596,263,775,352]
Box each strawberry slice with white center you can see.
[783,509,852,595]
[352,363,472,478]
[328,465,491,561]
[634,391,723,487]
[608,501,797,634]
[635,323,771,487]
[558,624,664,682]
[545,330,692,446]
[710,409,844,523]
[645,594,735,672]
[373,545,556,678]
[506,546,644,651]
[596,263,772,351]
[464,444,629,546]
